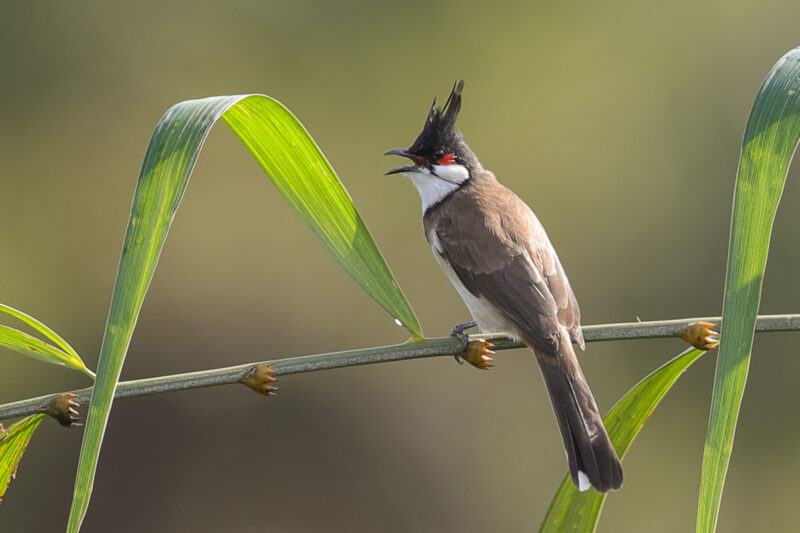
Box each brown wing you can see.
[429,178,584,351]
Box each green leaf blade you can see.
[540,348,705,533]
[0,325,77,368]
[697,48,800,533]
[222,96,422,338]
[67,96,240,532]
[0,304,92,378]
[0,414,46,501]
[67,94,421,530]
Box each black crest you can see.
[408,80,466,160]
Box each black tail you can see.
[532,341,623,493]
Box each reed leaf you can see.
[0,304,93,378]
[0,414,46,501]
[67,94,422,531]
[697,47,800,532]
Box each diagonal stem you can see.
[0,314,797,423]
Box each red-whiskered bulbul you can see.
[385,81,623,493]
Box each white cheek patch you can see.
[432,163,469,184]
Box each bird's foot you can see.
[450,321,477,364]
[450,320,477,340]
[450,321,494,369]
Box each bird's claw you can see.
[449,321,494,370]
[450,320,477,339]
[450,321,477,365]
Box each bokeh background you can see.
[2,1,800,531]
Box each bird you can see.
[384,80,623,493]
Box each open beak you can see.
[384,148,425,175]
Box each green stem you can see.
[1,314,797,423]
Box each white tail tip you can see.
[577,470,591,492]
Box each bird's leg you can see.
[450,321,476,365]
[449,321,495,370]
[450,320,477,341]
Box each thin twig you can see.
[1,314,798,423]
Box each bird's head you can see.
[385,80,478,190]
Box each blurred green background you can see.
[2,1,800,531]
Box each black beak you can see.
[384,148,425,175]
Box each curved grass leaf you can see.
[0,414,46,501]
[0,304,93,378]
[540,348,705,533]
[0,326,82,371]
[67,95,422,531]
[697,47,800,532]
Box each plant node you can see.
[243,363,278,396]
[681,321,720,350]
[43,393,83,427]
[463,339,495,370]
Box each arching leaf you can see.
[67,94,422,531]
[0,304,93,378]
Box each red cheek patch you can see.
[437,153,456,165]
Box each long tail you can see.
[524,331,623,493]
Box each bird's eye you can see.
[436,152,456,165]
